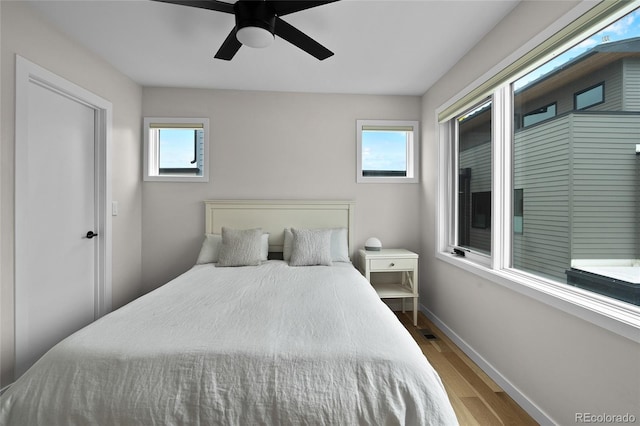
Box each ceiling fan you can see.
[153,0,339,61]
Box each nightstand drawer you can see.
[369,258,416,271]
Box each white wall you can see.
[0,1,143,385]
[420,1,640,424]
[142,88,422,291]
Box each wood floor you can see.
[395,311,539,426]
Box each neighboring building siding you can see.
[570,113,640,259]
[513,115,571,281]
[513,112,639,281]
[623,57,640,111]
[591,61,623,112]
[467,51,639,278]
[460,142,492,253]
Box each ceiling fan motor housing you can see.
[234,1,276,36]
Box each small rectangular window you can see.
[356,120,419,183]
[144,117,209,182]
[522,103,557,127]
[574,82,604,110]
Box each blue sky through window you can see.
[159,129,197,169]
[362,130,407,172]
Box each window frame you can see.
[143,117,210,182]
[435,2,640,343]
[356,119,420,183]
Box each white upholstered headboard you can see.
[204,200,356,257]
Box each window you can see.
[356,120,419,183]
[143,117,209,182]
[456,100,492,255]
[574,82,604,110]
[522,102,557,127]
[437,2,640,339]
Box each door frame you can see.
[14,55,112,376]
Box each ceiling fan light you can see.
[236,26,274,48]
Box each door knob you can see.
[86,231,98,239]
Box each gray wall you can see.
[421,1,639,424]
[141,88,422,291]
[0,1,143,385]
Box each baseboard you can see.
[420,304,554,425]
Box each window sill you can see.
[356,177,419,184]
[143,175,209,183]
[435,251,640,343]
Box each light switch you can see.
[112,201,119,216]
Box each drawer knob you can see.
[390,262,395,267]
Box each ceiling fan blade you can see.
[214,28,242,60]
[269,1,340,17]
[274,17,333,60]
[151,0,234,14]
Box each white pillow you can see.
[330,228,350,262]
[197,231,269,265]
[196,234,222,264]
[260,233,269,261]
[283,227,349,262]
[217,227,264,267]
[288,228,333,267]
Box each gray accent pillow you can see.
[196,233,269,264]
[217,227,263,267]
[284,228,349,263]
[289,228,333,266]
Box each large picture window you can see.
[438,2,640,336]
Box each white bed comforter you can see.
[1,261,458,425]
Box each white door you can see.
[15,57,112,378]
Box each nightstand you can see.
[358,248,419,326]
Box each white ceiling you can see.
[26,0,520,96]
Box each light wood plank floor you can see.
[395,311,539,426]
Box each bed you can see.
[0,200,458,425]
